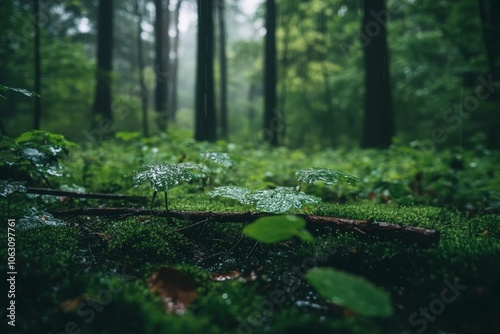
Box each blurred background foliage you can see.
[0,0,497,150]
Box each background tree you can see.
[92,0,114,131]
[154,0,168,132]
[263,0,278,146]
[135,0,149,137]
[195,0,217,142]
[217,0,228,139]
[478,0,500,149]
[360,0,394,148]
[169,0,183,122]
[33,0,41,130]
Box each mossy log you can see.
[49,207,440,245]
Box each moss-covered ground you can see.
[1,135,499,334]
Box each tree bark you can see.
[48,207,440,245]
[33,0,41,130]
[135,0,149,137]
[478,0,500,149]
[92,0,114,132]
[217,0,228,139]
[195,0,217,142]
[169,0,183,122]
[263,0,278,146]
[360,0,394,149]
[154,0,168,131]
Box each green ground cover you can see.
[1,132,499,333]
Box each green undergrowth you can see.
[1,135,499,333]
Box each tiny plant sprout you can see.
[132,162,194,211]
[295,168,361,191]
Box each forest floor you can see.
[1,133,499,334]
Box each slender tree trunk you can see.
[169,0,183,122]
[478,0,500,149]
[360,0,394,149]
[135,0,149,137]
[247,82,258,127]
[217,0,228,139]
[263,0,278,146]
[163,0,170,123]
[195,0,217,142]
[92,0,114,132]
[154,0,167,132]
[33,0,41,130]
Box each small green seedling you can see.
[209,168,359,214]
[295,167,361,191]
[198,152,234,187]
[132,162,194,211]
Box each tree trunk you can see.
[33,0,41,130]
[360,0,394,149]
[163,0,170,123]
[169,0,183,122]
[263,0,278,146]
[478,0,500,149]
[217,0,228,139]
[92,0,114,132]
[195,0,217,142]
[135,0,149,137]
[154,0,168,132]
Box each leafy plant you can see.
[243,215,313,243]
[306,267,393,318]
[247,187,320,213]
[209,186,320,213]
[0,84,40,99]
[207,186,252,204]
[296,167,361,188]
[198,152,234,187]
[132,162,195,210]
[0,130,77,186]
[0,180,27,197]
[208,168,359,213]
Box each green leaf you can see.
[306,267,393,317]
[208,186,252,204]
[0,181,26,197]
[115,131,142,141]
[15,130,78,153]
[243,215,313,243]
[0,84,40,98]
[132,162,193,191]
[296,168,361,185]
[246,186,320,213]
[19,147,62,176]
[200,152,233,167]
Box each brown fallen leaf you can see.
[59,295,85,312]
[95,232,110,241]
[210,270,242,282]
[147,267,197,314]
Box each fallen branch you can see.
[49,207,440,245]
[25,187,146,201]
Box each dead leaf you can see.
[95,232,110,241]
[210,270,242,282]
[147,267,197,314]
[59,295,85,312]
